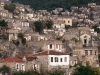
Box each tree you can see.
[4,3,16,12]
[12,70,40,75]
[65,25,70,30]
[72,64,100,75]
[47,69,65,75]
[71,37,78,43]
[18,33,24,39]
[34,21,44,33]
[0,65,10,75]
[0,20,7,27]
[17,33,26,45]
[21,38,26,45]
[46,20,53,29]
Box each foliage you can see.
[56,37,62,40]
[21,38,26,45]
[12,40,20,46]
[83,44,86,47]
[0,65,10,74]
[72,64,100,75]
[11,0,100,11]
[71,37,78,43]
[0,20,7,27]
[47,69,65,75]
[4,3,16,12]
[12,70,40,75]
[34,21,44,34]
[46,20,53,29]
[65,25,70,30]
[18,33,24,39]
[92,25,100,33]
[17,33,26,45]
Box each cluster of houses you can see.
[0,0,100,75]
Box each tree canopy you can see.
[4,3,16,12]
[0,20,7,27]
[11,0,100,11]
[72,64,100,75]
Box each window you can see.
[21,64,25,71]
[68,21,70,23]
[84,39,87,44]
[60,58,62,62]
[85,50,88,55]
[90,50,92,55]
[33,64,36,70]
[16,63,19,71]
[55,57,58,62]
[51,57,53,62]
[50,44,52,49]
[64,57,67,62]
[95,51,97,55]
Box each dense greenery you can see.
[0,20,7,27]
[0,65,10,75]
[34,21,44,34]
[12,0,100,11]
[34,20,53,33]
[12,70,40,75]
[4,3,16,12]
[47,69,65,75]
[92,25,100,33]
[18,33,26,45]
[46,20,53,29]
[72,64,100,75]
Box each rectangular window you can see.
[16,63,19,71]
[64,57,67,62]
[85,50,88,55]
[95,51,97,55]
[55,57,58,62]
[51,57,53,62]
[50,44,52,49]
[60,58,62,62]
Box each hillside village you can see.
[0,0,100,75]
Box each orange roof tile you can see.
[0,57,24,63]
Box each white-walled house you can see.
[33,50,69,74]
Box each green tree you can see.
[72,65,100,75]
[46,20,53,29]
[71,37,78,43]
[34,21,44,33]
[21,38,26,45]
[12,70,40,75]
[18,33,24,39]
[4,3,16,12]
[0,65,10,75]
[65,25,70,30]
[0,20,7,27]
[92,25,100,33]
[47,69,65,75]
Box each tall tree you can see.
[72,64,100,75]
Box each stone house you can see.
[0,10,13,18]
[0,57,40,74]
[32,50,70,75]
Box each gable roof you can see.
[33,50,67,56]
[0,57,24,63]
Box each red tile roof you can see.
[33,50,67,56]
[0,57,24,63]
[26,57,37,61]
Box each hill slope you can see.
[11,0,100,11]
